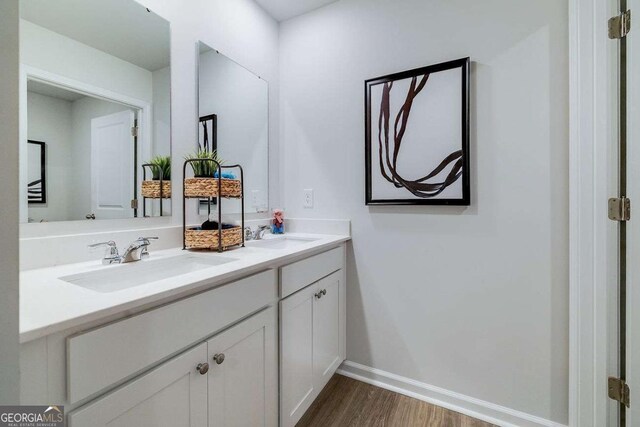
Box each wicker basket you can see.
[184,177,242,198]
[141,180,172,199]
[184,226,243,250]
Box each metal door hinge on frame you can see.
[609,10,632,39]
[609,377,631,407]
[131,199,139,209]
[609,197,631,221]
[131,126,139,137]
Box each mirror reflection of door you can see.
[25,80,140,222]
[91,110,136,220]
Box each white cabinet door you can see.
[207,307,278,427]
[313,271,342,390]
[69,343,208,427]
[280,284,317,427]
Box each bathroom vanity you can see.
[19,233,348,427]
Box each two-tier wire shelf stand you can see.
[182,158,245,252]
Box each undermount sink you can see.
[60,254,237,293]
[246,235,319,250]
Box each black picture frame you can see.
[365,57,470,206]
[27,140,47,205]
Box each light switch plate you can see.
[303,189,313,208]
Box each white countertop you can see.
[20,233,349,343]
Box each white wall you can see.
[0,0,20,404]
[136,0,280,223]
[152,65,171,158]
[280,0,568,424]
[21,20,153,103]
[199,49,269,214]
[27,92,74,222]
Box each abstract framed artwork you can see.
[365,57,470,205]
[27,140,47,204]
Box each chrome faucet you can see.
[122,237,158,263]
[244,225,270,241]
[88,241,122,265]
[89,237,158,265]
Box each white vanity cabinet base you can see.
[313,272,343,389]
[207,307,278,427]
[280,269,345,427]
[69,342,208,427]
[280,284,317,426]
[68,270,277,404]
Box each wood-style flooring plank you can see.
[297,374,496,427]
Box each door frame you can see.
[19,64,152,222]
[569,0,619,425]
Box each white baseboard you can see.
[336,361,567,427]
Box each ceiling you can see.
[21,0,170,71]
[27,80,86,102]
[254,0,339,21]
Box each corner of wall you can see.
[0,0,21,404]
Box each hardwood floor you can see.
[297,375,496,427]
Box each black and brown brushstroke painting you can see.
[365,57,470,206]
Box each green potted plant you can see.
[142,155,172,199]
[149,155,171,180]
[185,148,224,178]
[183,149,241,198]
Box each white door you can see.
[207,308,278,427]
[313,271,343,390]
[280,284,317,427]
[90,110,135,219]
[68,343,208,427]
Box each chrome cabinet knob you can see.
[196,363,209,375]
[213,353,225,365]
[315,292,323,299]
[321,289,327,296]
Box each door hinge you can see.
[131,126,138,137]
[608,197,631,221]
[609,377,631,407]
[131,199,139,209]
[609,10,631,39]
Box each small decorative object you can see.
[27,140,46,204]
[141,155,172,200]
[272,209,284,234]
[365,57,470,205]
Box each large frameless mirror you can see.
[197,41,269,216]
[20,0,171,223]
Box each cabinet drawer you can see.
[280,246,344,298]
[67,269,277,404]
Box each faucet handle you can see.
[88,241,120,264]
[137,236,159,244]
[244,227,253,241]
[136,237,158,258]
[89,241,118,255]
